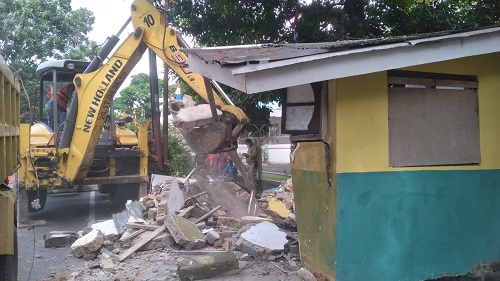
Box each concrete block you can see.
[297,268,316,281]
[238,221,288,258]
[165,213,206,250]
[90,219,118,236]
[213,240,223,248]
[44,232,78,248]
[71,230,104,258]
[144,200,156,208]
[155,214,166,225]
[268,199,290,218]
[178,251,239,281]
[216,217,248,229]
[98,255,114,272]
[167,179,185,214]
[147,208,158,220]
[204,230,220,245]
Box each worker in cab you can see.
[45,83,75,129]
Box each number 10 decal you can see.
[144,14,155,27]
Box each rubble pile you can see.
[258,178,297,228]
[63,173,316,280]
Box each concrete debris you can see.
[98,254,115,272]
[44,231,78,248]
[178,251,239,281]
[167,179,185,214]
[203,230,220,245]
[71,230,104,258]
[90,219,118,236]
[165,214,206,250]
[240,221,288,251]
[297,267,317,281]
[268,199,291,218]
[71,173,307,279]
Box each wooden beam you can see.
[125,222,160,231]
[193,205,221,224]
[118,224,166,262]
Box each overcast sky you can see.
[70,0,160,91]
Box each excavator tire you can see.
[0,229,18,281]
[108,183,139,210]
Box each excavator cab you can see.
[34,60,138,147]
[35,60,88,134]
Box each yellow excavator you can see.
[18,0,249,224]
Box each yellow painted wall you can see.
[335,53,500,173]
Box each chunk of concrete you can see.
[173,105,223,129]
[297,268,316,281]
[167,178,185,214]
[98,255,114,273]
[165,213,206,250]
[239,221,288,255]
[90,219,118,236]
[216,217,248,229]
[268,199,291,218]
[71,230,104,258]
[203,230,220,245]
[44,231,78,248]
[178,251,239,281]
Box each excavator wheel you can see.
[108,183,140,210]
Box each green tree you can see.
[114,73,177,119]
[0,0,95,114]
[172,0,297,45]
[170,0,498,135]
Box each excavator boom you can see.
[61,0,248,184]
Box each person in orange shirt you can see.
[45,83,75,128]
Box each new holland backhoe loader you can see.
[18,0,249,225]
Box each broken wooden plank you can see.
[191,191,208,198]
[118,224,166,262]
[193,205,221,224]
[125,223,160,231]
[177,205,195,218]
[119,229,146,243]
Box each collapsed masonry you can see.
[65,172,323,280]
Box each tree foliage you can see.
[114,73,178,119]
[168,0,498,133]
[0,0,95,113]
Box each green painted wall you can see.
[336,170,500,281]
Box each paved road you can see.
[17,191,114,281]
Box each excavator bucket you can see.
[177,121,236,154]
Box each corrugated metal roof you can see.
[184,26,500,94]
[184,27,500,66]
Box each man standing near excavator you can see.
[242,138,258,191]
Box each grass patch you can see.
[262,172,290,182]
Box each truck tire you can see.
[98,184,112,194]
[0,229,18,281]
[108,183,139,210]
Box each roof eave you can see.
[188,28,500,94]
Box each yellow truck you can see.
[0,55,20,280]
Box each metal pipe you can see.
[51,69,58,134]
[149,49,163,165]
[203,76,219,123]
